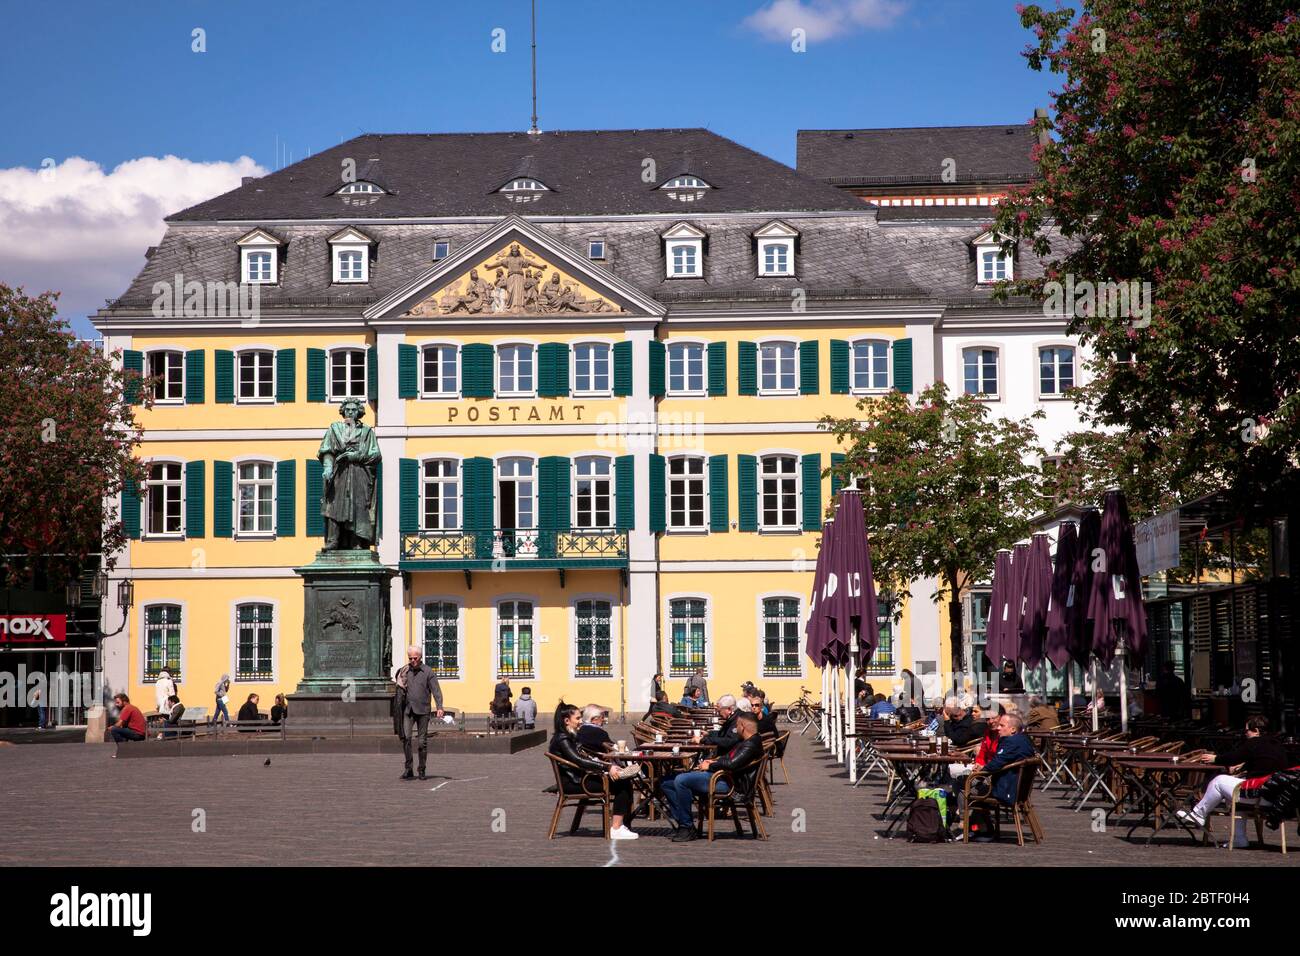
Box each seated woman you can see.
[270,694,288,724]
[236,693,262,731]
[549,703,639,841]
[1177,716,1290,848]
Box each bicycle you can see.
[783,686,822,725]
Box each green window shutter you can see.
[276,349,296,403]
[123,350,144,404]
[615,455,635,530]
[737,454,758,531]
[276,460,296,537]
[461,344,494,398]
[802,453,822,531]
[462,457,495,558]
[184,461,205,538]
[613,341,633,396]
[737,341,757,396]
[893,337,913,394]
[399,458,419,534]
[538,343,570,398]
[213,461,233,538]
[800,340,820,395]
[305,459,325,537]
[538,457,571,558]
[306,348,327,403]
[830,340,849,394]
[709,454,729,532]
[648,454,666,533]
[707,342,727,396]
[398,344,418,399]
[214,350,234,404]
[830,452,846,497]
[649,340,666,397]
[367,346,378,402]
[122,478,141,539]
[184,350,205,404]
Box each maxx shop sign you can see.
[0,614,68,643]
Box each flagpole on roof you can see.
[528,0,540,135]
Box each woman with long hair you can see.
[548,702,639,840]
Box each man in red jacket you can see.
[109,693,147,743]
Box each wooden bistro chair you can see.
[697,753,770,842]
[772,730,792,784]
[962,757,1045,847]
[545,753,613,840]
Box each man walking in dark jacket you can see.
[662,712,764,842]
[396,645,444,780]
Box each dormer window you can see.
[335,181,385,207]
[236,229,282,284]
[500,178,549,203]
[662,222,705,279]
[661,176,711,202]
[754,221,798,277]
[328,227,375,284]
[336,182,384,195]
[973,230,1014,284]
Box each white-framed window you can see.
[334,182,383,195]
[433,240,450,260]
[236,461,275,535]
[759,341,798,395]
[1038,346,1075,397]
[234,602,275,681]
[496,600,535,678]
[421,344,458,397]
[761,596,802,677]
[962,347,999,398]
[977,238,1013,283]
[667,456,706,531]
[587,239,606,260]
[329,348,367,400]
[661,176,711,202]
[148,350,184,403]
[145,462,183,536]
[759,454,799,531]
[334,248,367,283]
[422,600,461,678]
[237,349,274,402]
[497,457,535,530]
[662,223,705,278]
[500,178,549,203]
[759,240,792,276]
[668,597,708,677]
[421,459,459,531]
[574,598,613,677]
[143,603,183,681]
[241,249,277,284]
[667,341,706,395]
[572,342,611,396]
[497,343,535,397]
[850,339,890,392]
[574,456,613,529]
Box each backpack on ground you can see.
[906,797,948,843]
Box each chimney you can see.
[1034,107,1051,148]
[241,176,257,186]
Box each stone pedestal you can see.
[293,548,395,696]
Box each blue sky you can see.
[1,0,1059,335]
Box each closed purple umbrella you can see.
[1045,521,1078,669]
[992,542,1031,668]
[1087,489,1148,665]
[984,549,1012,670]
[805,518,833,667]
[1068,508,1101,668]
[821,490,880,665]
[1018,533,1053,669]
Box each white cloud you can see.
[743,0,906,43]
[0,155,265,331]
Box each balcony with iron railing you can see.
[400,527,629,572]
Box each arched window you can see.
[574,457,613,529]
[761,596,802,677]
[759,455,798,530]
[237,349,274,402]
[759,341,797,394]
[146,462,183,536]
[421,459,459,530]
[329,348,366,399]
[234,603,275,681]
[1039,346,1075,396]
[962,347,999,398]
[668,597,708,676]
[850,339,889,392]
[572,342,611,395]
[147,350,184,402]
[667,456,706,530]
[667,342,705,394]
[143,603,182,681]
[496,600,536,678]
[236,461,275,534]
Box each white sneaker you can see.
[1176,808,1206,827]
[609,826,639,841]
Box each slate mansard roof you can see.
[795,124,1040,187]
[169,129,866,221]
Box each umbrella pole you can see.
[820,666,828,747]
[1090,658,1099,733]
[1068,665,1075,722]
[1119,644,1129,734]
[834,668,843,763]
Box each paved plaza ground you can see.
[1,723,1295,867]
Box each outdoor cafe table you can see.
[877,752,958,837]
[597,750,697,825]
[1045,737,1135,809]
[1109,757,1228,845]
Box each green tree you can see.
[0,285,146,586]
[822,383,1046,674]
[994,0,1300,511]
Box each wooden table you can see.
[1110,758,1227,845]
[596,750,698,824]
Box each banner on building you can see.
[0,614,68,643]
[1135,509,1181,577]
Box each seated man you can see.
[942,700,980,746]
[237,693,262,722]
[109,693,147,743]
[1024,695,1059,732]
[868,693,897,719]
[644,691,682,721]
[1177,716,1290,847]
[662,712,764,842]
[700,695,740,754]
[575,704,614,753]
[680,686,704,709]
[158,694,186,739]
[967,713,1036,841]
